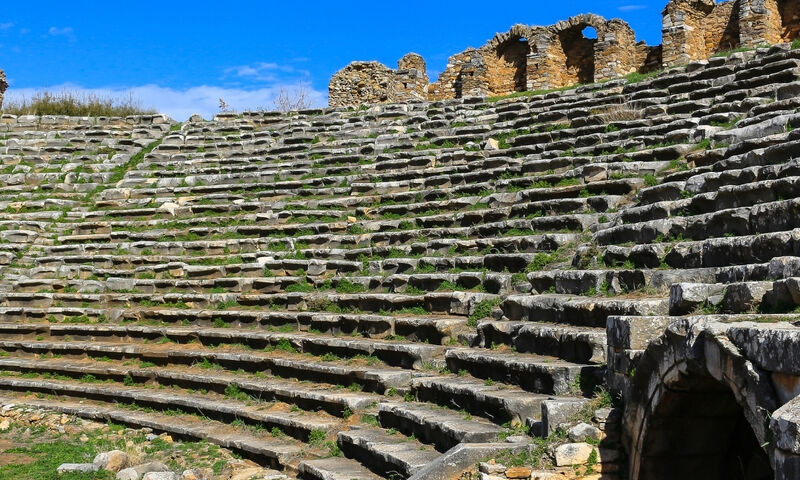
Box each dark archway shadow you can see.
[557,25,596,86]
[779,0,800,42]
[638,372,773,480]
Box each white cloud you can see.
[4,83,328,121]
[225,62,311,84]
[618,5,646,11]
[47,26,75,41]
[0,22,14,31]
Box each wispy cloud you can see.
[47,26,75,41]
[225,61,311,84]
[5,83,328,121]
[618,5,646,11]
[0,22,14,31]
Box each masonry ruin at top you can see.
[329,0,800,107]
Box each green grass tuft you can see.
[2,90,155,117]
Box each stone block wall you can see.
[741,0,800,45]
[664,0,800,67]
[528,15,645,90]
[428,25,536,100]
[328,53,428,108]
[427,49,485,101]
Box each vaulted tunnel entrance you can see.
[638,372,773,480]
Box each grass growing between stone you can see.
[1,90,156,117]
[0,424,117,480]
[0,411,243,480]
[487,84,582,103]
[486,387,615,471]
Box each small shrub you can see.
[308,429,327,446]
[468,298,502,326]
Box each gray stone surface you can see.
[58,463,100,474]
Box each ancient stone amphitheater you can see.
[2,2,800,480]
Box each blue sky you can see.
[0,1,665,119]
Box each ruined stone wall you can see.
[705,1,742,52]
[427,49,487,101]
[329,0,800,107]
[428,25,534,101]
[663,0,800,68]
[481,25,534,97]
[662,0,718,67]
[594,19,641,82]
[334,16,652,105]
[741,0,800,45]
[0,69,7,109]
[484,39,529,96]
[636,43,665,73]
[328,53,428,108]
[528,15,645,90]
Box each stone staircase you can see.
[0,44,799,479]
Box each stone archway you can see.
[557,25,597,86]
[527,14,638,90]
[541,17,605,89]
[637,370,772,479]
[483,25,533,97]
[623,320,778,479]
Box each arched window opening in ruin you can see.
[556,25,597,87]
[638,373,773,480]
[486,37,530,96]
[582,26,598,40]
[778,0,800,42]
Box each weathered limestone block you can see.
[58,463,100,474]
[669,282,725,315]
[554,442,596,466]
[771,395,800,454]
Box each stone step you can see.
[625,176,800,225]
[444,347,602,395]
[597,229,800,270]
[377,401,505,452]
[0,324,445,369]
[596,198,800,246]
[338,427,440,478]
[0,376,340,441]
[410,375,546,426]
[299,458,383,480]
[526,269,657,296]
[477,321,606,364]
[0,394,303,470]
[501,294,668,327]
[0,291,489,319]
[0,306,465,344]
[0,356,379,416]
[0,340,412,393]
